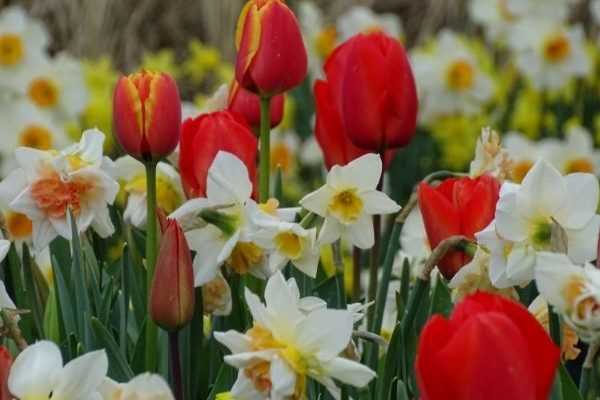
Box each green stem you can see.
[169,330,183,400]
[145,161,159,372]
[366,177,384,327]
[259,96,272,203]
[548,304,561,348]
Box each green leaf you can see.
[22,245,45,338]
[91,317,135,381]
[51,254,77,339]
[376,322,402,400]
[559,363,582,400]
[393,379,410,400]
[313,273,346,309]
[206,364,236,400]
[428,277,452,318]
[43,288,61,344]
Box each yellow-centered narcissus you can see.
[113,70,181,161]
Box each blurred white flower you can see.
[469,0,518,42]
[298,1,330,79]
[299,135,324,168]
[399,206,430,263]
[508,21,590,90]
[337,6,403,42]
[214,271,376,399]
[411,30,494,123]
[270,131,299,176]
[0,129,119,250]
[202,271,233,316]
[301,153,400,249]
[541,126,600,175]
[469,127,512,180]
[504,131,547,183]
[506,0,570,23]
[592,0,600,26]
[0,6,48,89]
[8,340,108,400]
[535,252,600,342]
[114,156,185,228]
[18,53,88,121]
[99,373,174,400]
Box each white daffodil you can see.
[411,30,494,123]
[300,153,400,249]
[0,6,48,91]
[448,246,518,302]
[214,271,376,400]
[399,206,430,264]
[17,53,88,122]
[298,135,323,168]
[506,0,570,23]
[8,340,108,400]
[270,131,300,177]
[99,373,174,400]
[171,152,295,286]
[503,131,547,183]
[508,21,590,90]
[535,252,600,342]
[203,271,233,316]
[469,127,512,180]
[336,6,403,42]
[0,129,119,250]
[252,210,320,278]
[487,160,600,288]
[114,156,185,228]
[0,101,70,173]
[542,126,600,176]
[469,0,519,42]
[297,1,330,80]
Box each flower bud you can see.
[113,70,181,161]
[150,218,195,331]
[228,81,285,130]
[0,346,11,400]
[235,0,308,96]
[179,111,258,199]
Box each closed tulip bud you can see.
[314,77,397,170]
[418,175,499,279]
[150,218,195,331]
[417,292,560,400]
[179,111,258,198]
[0,346,11,400]
[228,81,285,129]
[321,32,417,152]
[113,70,181,161]
[235,0,308,96]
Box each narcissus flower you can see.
[235,0,308,96]
[228,81,285,129]
[542,126,600,175]
[418,174,500,279]
[99,373,174,400]
[535,252,600,342]
[416,292,560,400]
[178,111,257,199]
[492,160,600,279]
[469,127,511,180]
[0,129,119,250]
[0,346,12,400]
[336,6,403,42]
[320,31,417,152]
[214,271,375,399]
[150,217,195,331]
[300,153,400,249]
[113,70,181,161]
[8,341,108,400]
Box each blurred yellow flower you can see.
[429,114,487,170]
[182,39,222,84]
[141,48,180,78]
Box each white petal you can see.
[0,168,27,206]
[207,151,252,205]
[505,244,536,286]
[245,288,271,330]
[566,216,600,264]
[170,198,211,221]
[495,192,528,242]
[554,173,599,230]
[330,153,382,191]
[360,190,401,215]
[319,217,344,245]
[9,340,63,399]
[230,373,266,400]
[32,218,57,251]
[52,350,108,399]
[213,330,252,354]
[300,185,334,217]
[517,159,567,218]
[323,357,376,388]
[271,356,296,398]
[345,214,374,249]
[91,205,115,238]
[535,252,583,312]
[224,350,276,369]
[296,309,353,360]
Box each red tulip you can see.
[417,292,560,400]
[179,111,258,199]
[314,75,396,170]
[418,175,499,279]
[228,81,285,130]
[235,0,307,96]
[321,31,417,152]
[150,218,195,331]
[113,70,181,161]
[0,346,11,400]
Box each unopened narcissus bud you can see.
[228,81,285,129]
[113,70,181,161]
[418,175,499,279]
[150,218,194,331]
[235,0,308,96]
[321,31,417,151]
[416,292,560,400]
[0,346,11,400]
[179,111,258,198]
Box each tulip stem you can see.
[145,161,159,372]
[259,96,272,203]
[367,177,384,327]
[580,342,600,398]
[169,330,183,400]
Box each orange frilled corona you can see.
[113,70,181,161]
[235,0,307,96]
